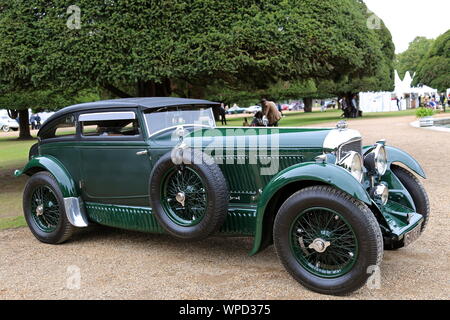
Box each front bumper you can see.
[377,200,424,247]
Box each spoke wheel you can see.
[23,171,74,244]
[290,207,358,278]
[161,166,208,226]
[273,186,383,295]
[30,185,61,233]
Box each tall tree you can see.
[1,0,395,117]
[413,30,450,92]
[395,37,434,79]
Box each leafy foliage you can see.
[0,0,395,101]
[395,37,434,79]
[415,107,435,118]
[413,30,450,92]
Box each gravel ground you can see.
[0,114,449,300]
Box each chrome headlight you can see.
[371,183,389,205]
[364,143,388,176]
[338,151,364,183]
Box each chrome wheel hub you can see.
[36,204,44,216]
[176,192,186,207]
[308,238,331,253]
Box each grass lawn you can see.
[0,135,37,170]
[0,216,26,229]
[0,135,38,227]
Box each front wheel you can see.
[273,186,383,295]
[1,125,10,132]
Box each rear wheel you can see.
[273,186,383,295]
[2,125,10,132]
[23,172,74,244]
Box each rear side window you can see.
[79,111,141,137]
[40,114,76,140]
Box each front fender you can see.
[250,162,371,255]
[363,145,426,178]
[14,155,78,198]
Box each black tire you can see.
[385,165,430,250]
[149,149,229,240]
[23,172,74,244]
[391,165,430,232]
[273,186,383,295]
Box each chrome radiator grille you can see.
[338,139,362,161]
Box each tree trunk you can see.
[304,97,313,112]
[137,79,172,97]
[18,109,32,140]
[102,83,131,98]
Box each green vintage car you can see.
[16,98,429,295]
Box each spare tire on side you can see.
[149,148,229,240]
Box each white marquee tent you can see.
[359,71,438,113]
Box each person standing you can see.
[320,100,326,112]
[35,114,41,129]
[261,98,282,127]
[219,103,227,125]
[29,114,36,130]
[440,93,445,111]
[340,96,349,118]
[351,95,359,118]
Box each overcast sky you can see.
[364,0,450,53]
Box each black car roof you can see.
[40,97,219,132]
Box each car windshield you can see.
[144,106,216,135]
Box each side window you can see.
[40,114,76,140]
[79,111,140,137]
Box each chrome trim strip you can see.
[79,111,136,122]
[64,197,89,227]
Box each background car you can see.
[324,100,337,109]
[226,105,246,114]
[0,115,19,132]
[244,105,262,114]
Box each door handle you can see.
[136,150,148,156]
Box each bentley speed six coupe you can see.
[16,98,429,295]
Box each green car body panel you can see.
[16,98,426,256]
[250,162,372,255]
[15,155,78,198]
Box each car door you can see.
[78,109,152,206]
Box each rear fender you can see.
[15,155,88,227]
